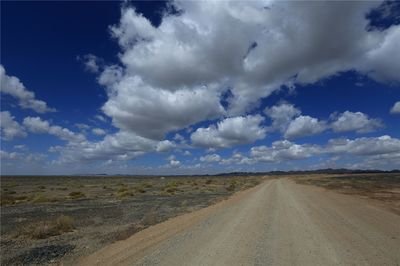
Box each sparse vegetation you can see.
[295,174,400,214]
[15,195,29,201]
[136,188,146,193]
[118,187,129,193]
[16,215,74,239]
[112,224,141,242]
[141,208,159,225]
[1,175,264,264]
[1,194,16,205]
[226,184,236,191]
[165,187,177,194]
[68,191,85,199]
[31,194,57,203]
[142,182,153,188]
[116,190,134,198]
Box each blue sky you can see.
[1,0,399,175]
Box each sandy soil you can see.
[294,173,400,215]
[80,178,400,266]
[1,175,262,265]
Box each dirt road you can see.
[80,178,400,266]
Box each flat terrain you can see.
[295,173,400,214]
[0,175,262,265]
[81,177,400,266]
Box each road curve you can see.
[80,178,400,266]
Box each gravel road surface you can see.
[80,178,400,266]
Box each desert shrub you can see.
[141,209,159,226]
[181,200,188,207]
[68,191,85,199]
[1,194,16,205]
[164,187,177,193]
[113,224,141,242]
[15,195,28,201]
[165,181,178,188]
[118,187,129,193]
[6,182,18,188]
[142,182,153,188]
[162,181,186,194]
[38,185,46,189]
[17,215,74,239]
[1,193,31,205]
[205,179,213,184]
[136,188,146,193]
[117,191,134,198]
[57,187,68,191]
[31,194,55,203]
[226,184,236,192]
[55,215,74,232]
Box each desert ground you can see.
[0,175,262,265]
[1,173,399,265]
[81,174,400,266]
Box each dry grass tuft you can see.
[117,190,134,198]
[113,224,142,242]
[16,215,75,239]
[142,182,153,188]
[68,191,85,199]
[164,187,177,194]
[1,194,17,205]
[118,187,129,193]
[226,184,236,191]
[136,188,146,193]
[31,194,58,203]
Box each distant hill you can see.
[215,168,400,176]
[2,168,399,177]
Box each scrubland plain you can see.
[1,175,262,265]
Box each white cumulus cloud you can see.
[330,111,383,133]
[0,111,27,141]
[284,116,327,139]
[200,154,221,163]
[156,140,176,152]
[23,117,85,143]
[92,128,106,136]
[93,1,400,143]
[102,76,224,139]
[0,65,55,113]
[265,102,301,133]
[390,101,400,114]
[250,140,321,163]
[326,135,400,156]
[191,115,266,148]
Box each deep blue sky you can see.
[1,1,399,175]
